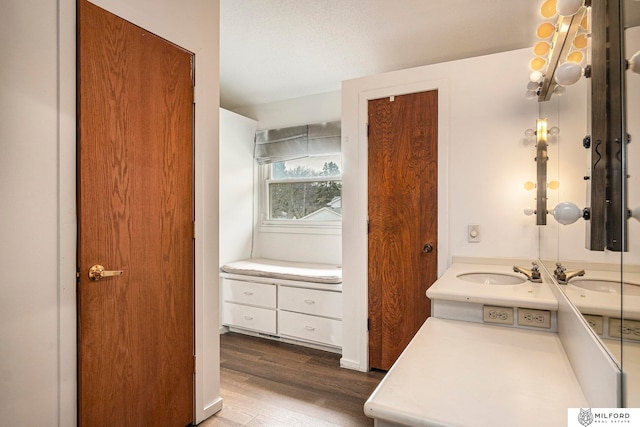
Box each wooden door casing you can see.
[77,1,194,425]
[367,91,438,371]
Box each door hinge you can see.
[76,268,81,283]
[193,355,196,374]
[367,318,371,331]
[367,219,370,233]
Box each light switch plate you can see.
[468,224,480,243]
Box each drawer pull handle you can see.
[304,299,315,304]
[304,326,315,331]
[243,315,254,320]
[244,291,253,296]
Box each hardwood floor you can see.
[199,332,385,426]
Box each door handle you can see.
[88,264,124,282]
[422,243,434,253]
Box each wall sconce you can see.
[523,119,555,225]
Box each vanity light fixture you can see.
[523,120,564,225]
[526,0,589,100]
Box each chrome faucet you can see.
[513,261,542,283]
[553,262,585,284]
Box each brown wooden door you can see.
[77,1,194,426]
[368,91,438,371]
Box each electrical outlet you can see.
[468,224,480,243]
[609,318,640,341]
[582,314,604,335]
[517,308,551,329]
[482,305,514,325]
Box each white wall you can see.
[220,109,257,265]
[1,1,62,424]
[341,48,539,371]
[0,1,221,425]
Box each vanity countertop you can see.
[560,268,640,318]
[364,317,587,427]
[426,262,558,310]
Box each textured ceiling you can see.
[220,0,640,110]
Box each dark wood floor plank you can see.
[199,332,385,426]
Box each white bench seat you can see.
[221,258,342,284]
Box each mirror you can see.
[539,0,640,407]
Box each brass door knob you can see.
[88,264,124,282]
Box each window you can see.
[262,155,342,226]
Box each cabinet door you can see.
[278,311,342,347]
[279,286,342,319]
[222,278,276,308]
[222,302,276,334]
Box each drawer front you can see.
[278,311,342,347]
[278,286,342,319]
[222,302,276,334]
[222,278,276,308]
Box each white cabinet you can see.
[220,274,342,350]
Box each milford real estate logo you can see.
[569,408,636,426]
[578,409,594,426]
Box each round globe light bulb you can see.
[567,51,584,64]
[524,128,535,138]
[580,15,588,30]
[630,205,640,221]
[540,0,558,18]
[524,181,536,191]
[527,81,540,91]
[531,57,547,71]
[547,180,560,190]
[555,62,583,86]
[526,90,538,100]
[534,41,551,56]
[549,126,560,136]
[629,50,640,75]
[573,34,588,49]
[552,202,582,225]
[557,0,583,16]
[524,208,535,216]
[530,70,544,83]
[537,22,556,39]
[554,85,567,96]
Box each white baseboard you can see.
[340,357,366,372]
[196,396,223,424]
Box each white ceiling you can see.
[220,0,640,110]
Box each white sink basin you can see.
[456,272,527,285]
[568,278,640,296]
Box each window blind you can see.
[254,121,341,165]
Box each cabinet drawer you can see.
[278,286,342,319]
[222,278,276,308]
[278,311,342,347]
[222,302,276,334]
